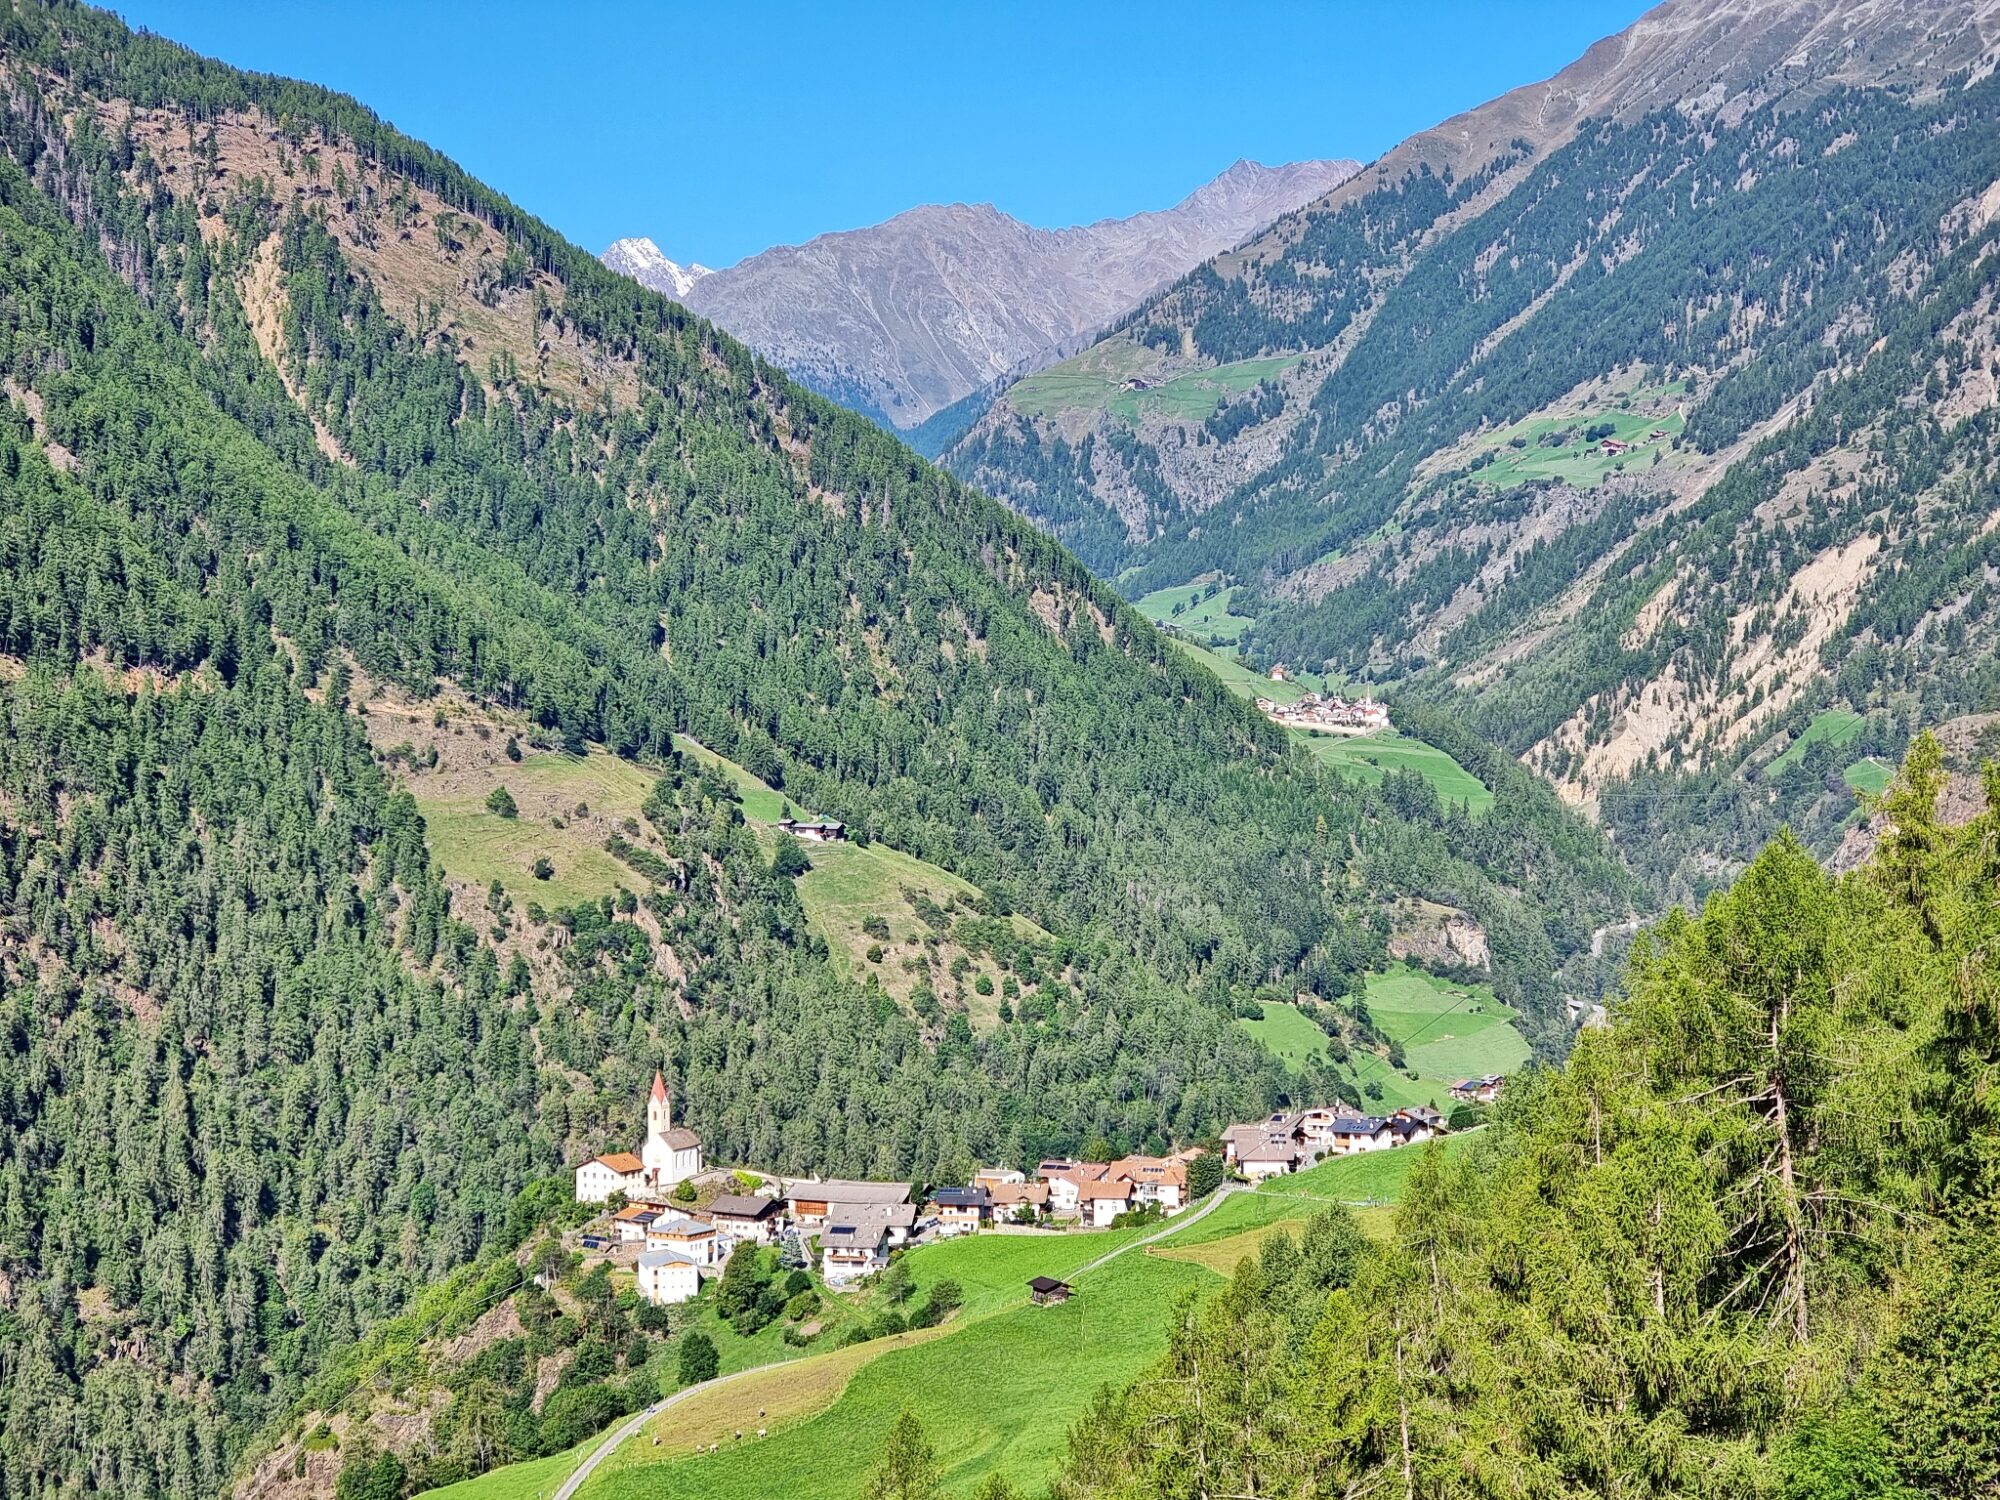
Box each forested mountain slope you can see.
[1049,740,2000,1499]
[0,5,1631,1498]
[946,0,2000,898]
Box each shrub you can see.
[1187,1152,1225,1200]
[531,856,555,881]
[486,785,518,818]
[676,1331,719,1387]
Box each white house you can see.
[636,1248,702,1305]
[817,1200,917,1282]
[1108,1156,1187,1212]
[574,1151,647,1204]
[1078,1176,1133,1228]
[1039,1162,1107,1218]
[821,1220,889,1283]
[708,1193,784,1244]
[613,1204,662,1242]
[1322,1117,1396,1156]
[1237,1140,1303,1183]
[645,1215,720,1265]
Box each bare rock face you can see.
[602,158,1359,427]
[1388,900,1492,972]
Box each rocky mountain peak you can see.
[600,236,713,299]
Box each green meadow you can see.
[1454,396,1686,490]
[1238,968,1529,1113]
[1238,999,1331,1070]
[1300,729,1493,815]
[418,749,663,909]
[1767,708,1868,776]
[1136,579,1257,645]
[1007,344,1299,425]
[1165,635,1320,702]
[1843,757,1893,796]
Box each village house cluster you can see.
[572,1071,1502,1308]
[571,1076,1216,1306]
[1220,1101,1448,1182]
[1253,688,1391,735]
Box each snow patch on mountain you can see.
[601,236,713,299]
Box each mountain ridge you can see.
[945,0,2000,899]
[0,7,1629,1497]
[604,156,1360,428]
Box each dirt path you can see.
[1590,917,1645,958]
[1066,1186,1240,1281]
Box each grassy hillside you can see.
[436,1148,1452,1500]
[1237,1000,1332,1070]
[1136,581,1258,647]
[0,6,1633,1497]
[1238,967,1529,1112]
[1300,730,1493,815]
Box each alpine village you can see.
[3,2,2000,1499]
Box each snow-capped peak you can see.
[602,236,713,299]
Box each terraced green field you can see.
[1767,709,1868,776]
[1300,730,1493,815]
[1135,579,1257,645]
[1456,398,1686,489]
[1237,1000,1330,1069]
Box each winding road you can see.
[550,1358,784,1500]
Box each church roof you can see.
[658,1127,701,1150]
[651,1070,669,1103]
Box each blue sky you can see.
[114,2,1652,267]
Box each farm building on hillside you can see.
[1451,1074,1506,1105]
[788,1179,912,1223]
[933,1185,990,1235]
[708,1193,785,1243]
[777,817,846,843]
[1029,1276,1073,1306]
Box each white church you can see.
[574,1070,705,1203]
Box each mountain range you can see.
[0,6,1618,1497]
[601,157,1359,431]
[945,0,2000,900]
[7,0,2000,1497]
